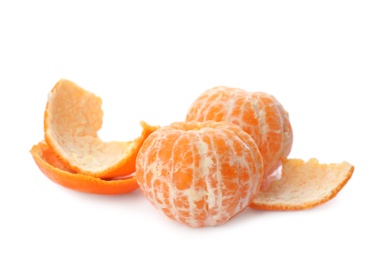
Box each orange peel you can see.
[250,158,354,210]
[43,79,158,179]
[30,141,139,195]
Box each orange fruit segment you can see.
[250,158,354,210]
[44,79,158,179]
[136,121,264,227]
[30,141,139,195]
[186,86,293,190]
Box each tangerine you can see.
[186,86,293,190]
[135,121,264,227]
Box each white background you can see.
[1,0,389,259]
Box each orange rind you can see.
[30,141,139,195]
[43,79,158,179]
[250,158,354,210]
[31,79,159,194]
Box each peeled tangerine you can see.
[186,86,293,190]
[31,79,158,194]
[135,121,264,228]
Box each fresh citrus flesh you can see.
[44,79,158,179]
[250,158,354,210]
[186,86,293,190]
[30,141,139,195]
[136,121,264,227]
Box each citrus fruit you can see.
[250,158,354,210]
[186,86,293,190]
[135,121,264,227]
[30,141,139,195]
[44,79,158,179]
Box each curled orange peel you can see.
[31,79,159,194]
[30,141,139,195]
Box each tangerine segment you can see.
[136,121,264,227]
[44,79,158,179]
[250,158,354,210]
[30,141,139,195]
[186,86,293,190]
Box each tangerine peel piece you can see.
[250,158,354,210]
[44,79,158,179]
[30,141,139,195]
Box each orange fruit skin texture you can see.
[186,86,293,190]
[250,158,354,210]
[31,79,160,195]
[136,121,264,227]
[30,141,139,195]
[44,79,159,179]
